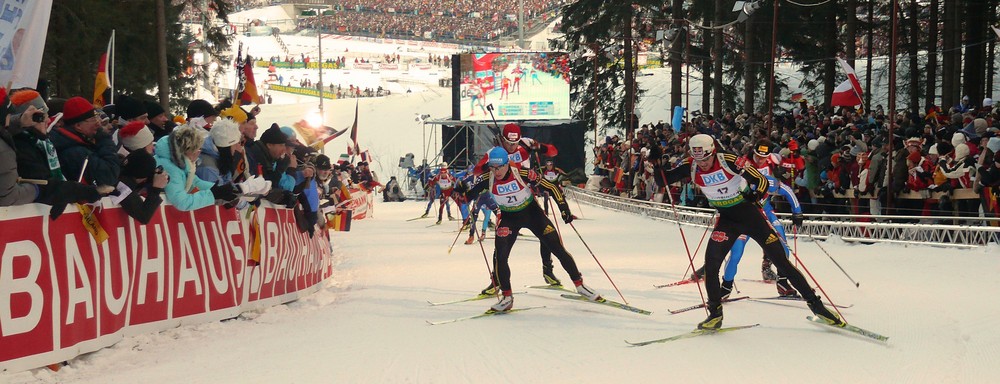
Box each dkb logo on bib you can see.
[700,170,727,185]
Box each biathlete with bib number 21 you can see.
[463,146,602,312]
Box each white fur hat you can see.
[808,139,819,151]
[928,143,938,155]
[210,118,241,148]
[954,143,970,160]
[951,132,967,146]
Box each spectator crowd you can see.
[594,99,1000,223]
[297,0,563,44]
[0,87,378,237]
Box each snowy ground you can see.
[8,199,1000,383]
[8,12,1000,383]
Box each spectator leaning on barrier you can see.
[247,125,297,207]
[7,90,64,181]
[197,117,243,185]
[118,149,167,224]
[0,88,103,212]
[49,96,121,187]
[153,126,239,211]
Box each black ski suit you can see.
[466,166,579,293]
[662,153,821,306]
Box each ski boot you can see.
[776,277,799,297]
[807,298,844,326]
[420,212,429,218]
[720,280,734,301]
[464,235,475,245]
[542,266,561,286]
[461,223,470,231]
[448,214,455,221]
[690,266,705,281]
[480,281,498,296]
[490,293,513,312]
[574,281,602,301]
[436,217,442,225]
[697,301,723,330]
[761,259,778,281]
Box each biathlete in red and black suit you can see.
[472,123,562,286]
[659,134,843,329]
[465,146,602,312]
[427,164,458,224]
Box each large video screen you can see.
[455,52,570,121]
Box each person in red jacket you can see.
[427,164,458,224]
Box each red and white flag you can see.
[831,58,864,107]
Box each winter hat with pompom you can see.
[119,121,154,151]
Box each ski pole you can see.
[568,222,627,304]
[659,169,707,311]
[473,225,500,299]
[679,215,714,280]
[786,245,848,322]
[447,219,467,254]
[806,232,860,288]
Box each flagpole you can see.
[318,16,325,128]
[110,30,115,105]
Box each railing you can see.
[565,186,1000,249]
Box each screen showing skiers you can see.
[456,52,570,121]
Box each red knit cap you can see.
[907,151,922,164]
[63,96,96,125]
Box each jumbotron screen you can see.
[455,52,570,121]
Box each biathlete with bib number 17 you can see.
[658,134,842,330]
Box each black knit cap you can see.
[186,99,218,119]
[117,96,147,120]
[121,150,158,180]
[315,154,332,170]
[144,100,166,119]
[260,125,287,145]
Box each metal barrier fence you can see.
[565,187,1000,249]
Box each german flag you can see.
[93,33,113,108]
[327,210,352,231]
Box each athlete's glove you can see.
[211,183,240,202]
[526,169,539,183]
[561,211,575,224]
[741,187,760,203]
[791,213,804,228]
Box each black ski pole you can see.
[806,232,861,288]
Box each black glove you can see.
[561,211,575,224]
[741,187,760,203]
[791,213,804,227]
[211,183,240,201]
[36,179,101,206]
[285,191,299,209]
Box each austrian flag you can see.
[831,58,864,107]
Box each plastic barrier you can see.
[0,201,334,372]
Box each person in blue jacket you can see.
[154,126,239,211]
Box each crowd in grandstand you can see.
[0,89,377,236]
[297,0,562,43]
[594,99,1000,222]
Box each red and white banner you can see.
[343,187,371,219]
[0,201,334,372]
[379,63,398,70]
[353,63,373,70]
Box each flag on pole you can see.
[326,209,352,231]
[337,153,350,165]
[238,54,259,105]
[349,100,360,155]
[831,58,864,107]
[790,93,804,103]
[93,33,114,108]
